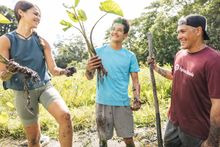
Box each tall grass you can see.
[0,66,172,139]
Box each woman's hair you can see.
[112,17,130,34]
[14,0,40,22]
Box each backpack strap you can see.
[33,31,45,57]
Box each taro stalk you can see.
[60,0,123,78]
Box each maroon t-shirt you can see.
[169,47,220,140]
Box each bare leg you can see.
[124,137,135,147]
[48,99,73,147]
[24,123,41,147]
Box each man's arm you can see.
[202,98,220,147]
[147,58,173,80]
[154,65,173,80]
[131,72,140,98]
[130,72,141,111]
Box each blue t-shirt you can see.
[95,45,140,106]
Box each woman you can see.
[0,1,75,146]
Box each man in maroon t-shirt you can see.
[149,14,220,147]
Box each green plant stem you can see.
[73,8,86,38]
[90,13,108,55]
[72,8,94,56]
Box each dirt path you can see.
[0,138,157,147]
[0,127,161,147]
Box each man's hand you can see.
[147,57,157,70]
[86,56,102,72]
[131,97,142,111]
[65,66,77,77]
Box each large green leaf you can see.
[99,0,124,16]
[60,20,73,31]
[67,9,87,23]
[0,13,11,24]
[67,10,80,23]
[77,9,87,21]
[74,0,80,7]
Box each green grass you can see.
[0,66,172,139]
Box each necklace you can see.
[16,32,32,40]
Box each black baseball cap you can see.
[178,14,209,40]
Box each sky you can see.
[0,0,155,48]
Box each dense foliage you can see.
[124,0,220,65]
[1,0,219,67]
[0,6,17,36]
[54,35,88,68]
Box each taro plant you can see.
[60,0,124,78]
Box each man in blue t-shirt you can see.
[85,17,141,147]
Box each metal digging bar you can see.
[0,54,40,115]
[147,32,163,147]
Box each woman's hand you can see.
[65,66,77,77]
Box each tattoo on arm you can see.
[157,67,168,78]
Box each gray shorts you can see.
[96,103,134,140]
[13,82,62,126]
[164,120,203,147]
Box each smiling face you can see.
[110,23,128,43]
[19,6,41,29]
[14,1,41,29]
[177,24,201,50]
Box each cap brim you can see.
[204,31,209,40]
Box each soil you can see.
[0,126,163,147]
